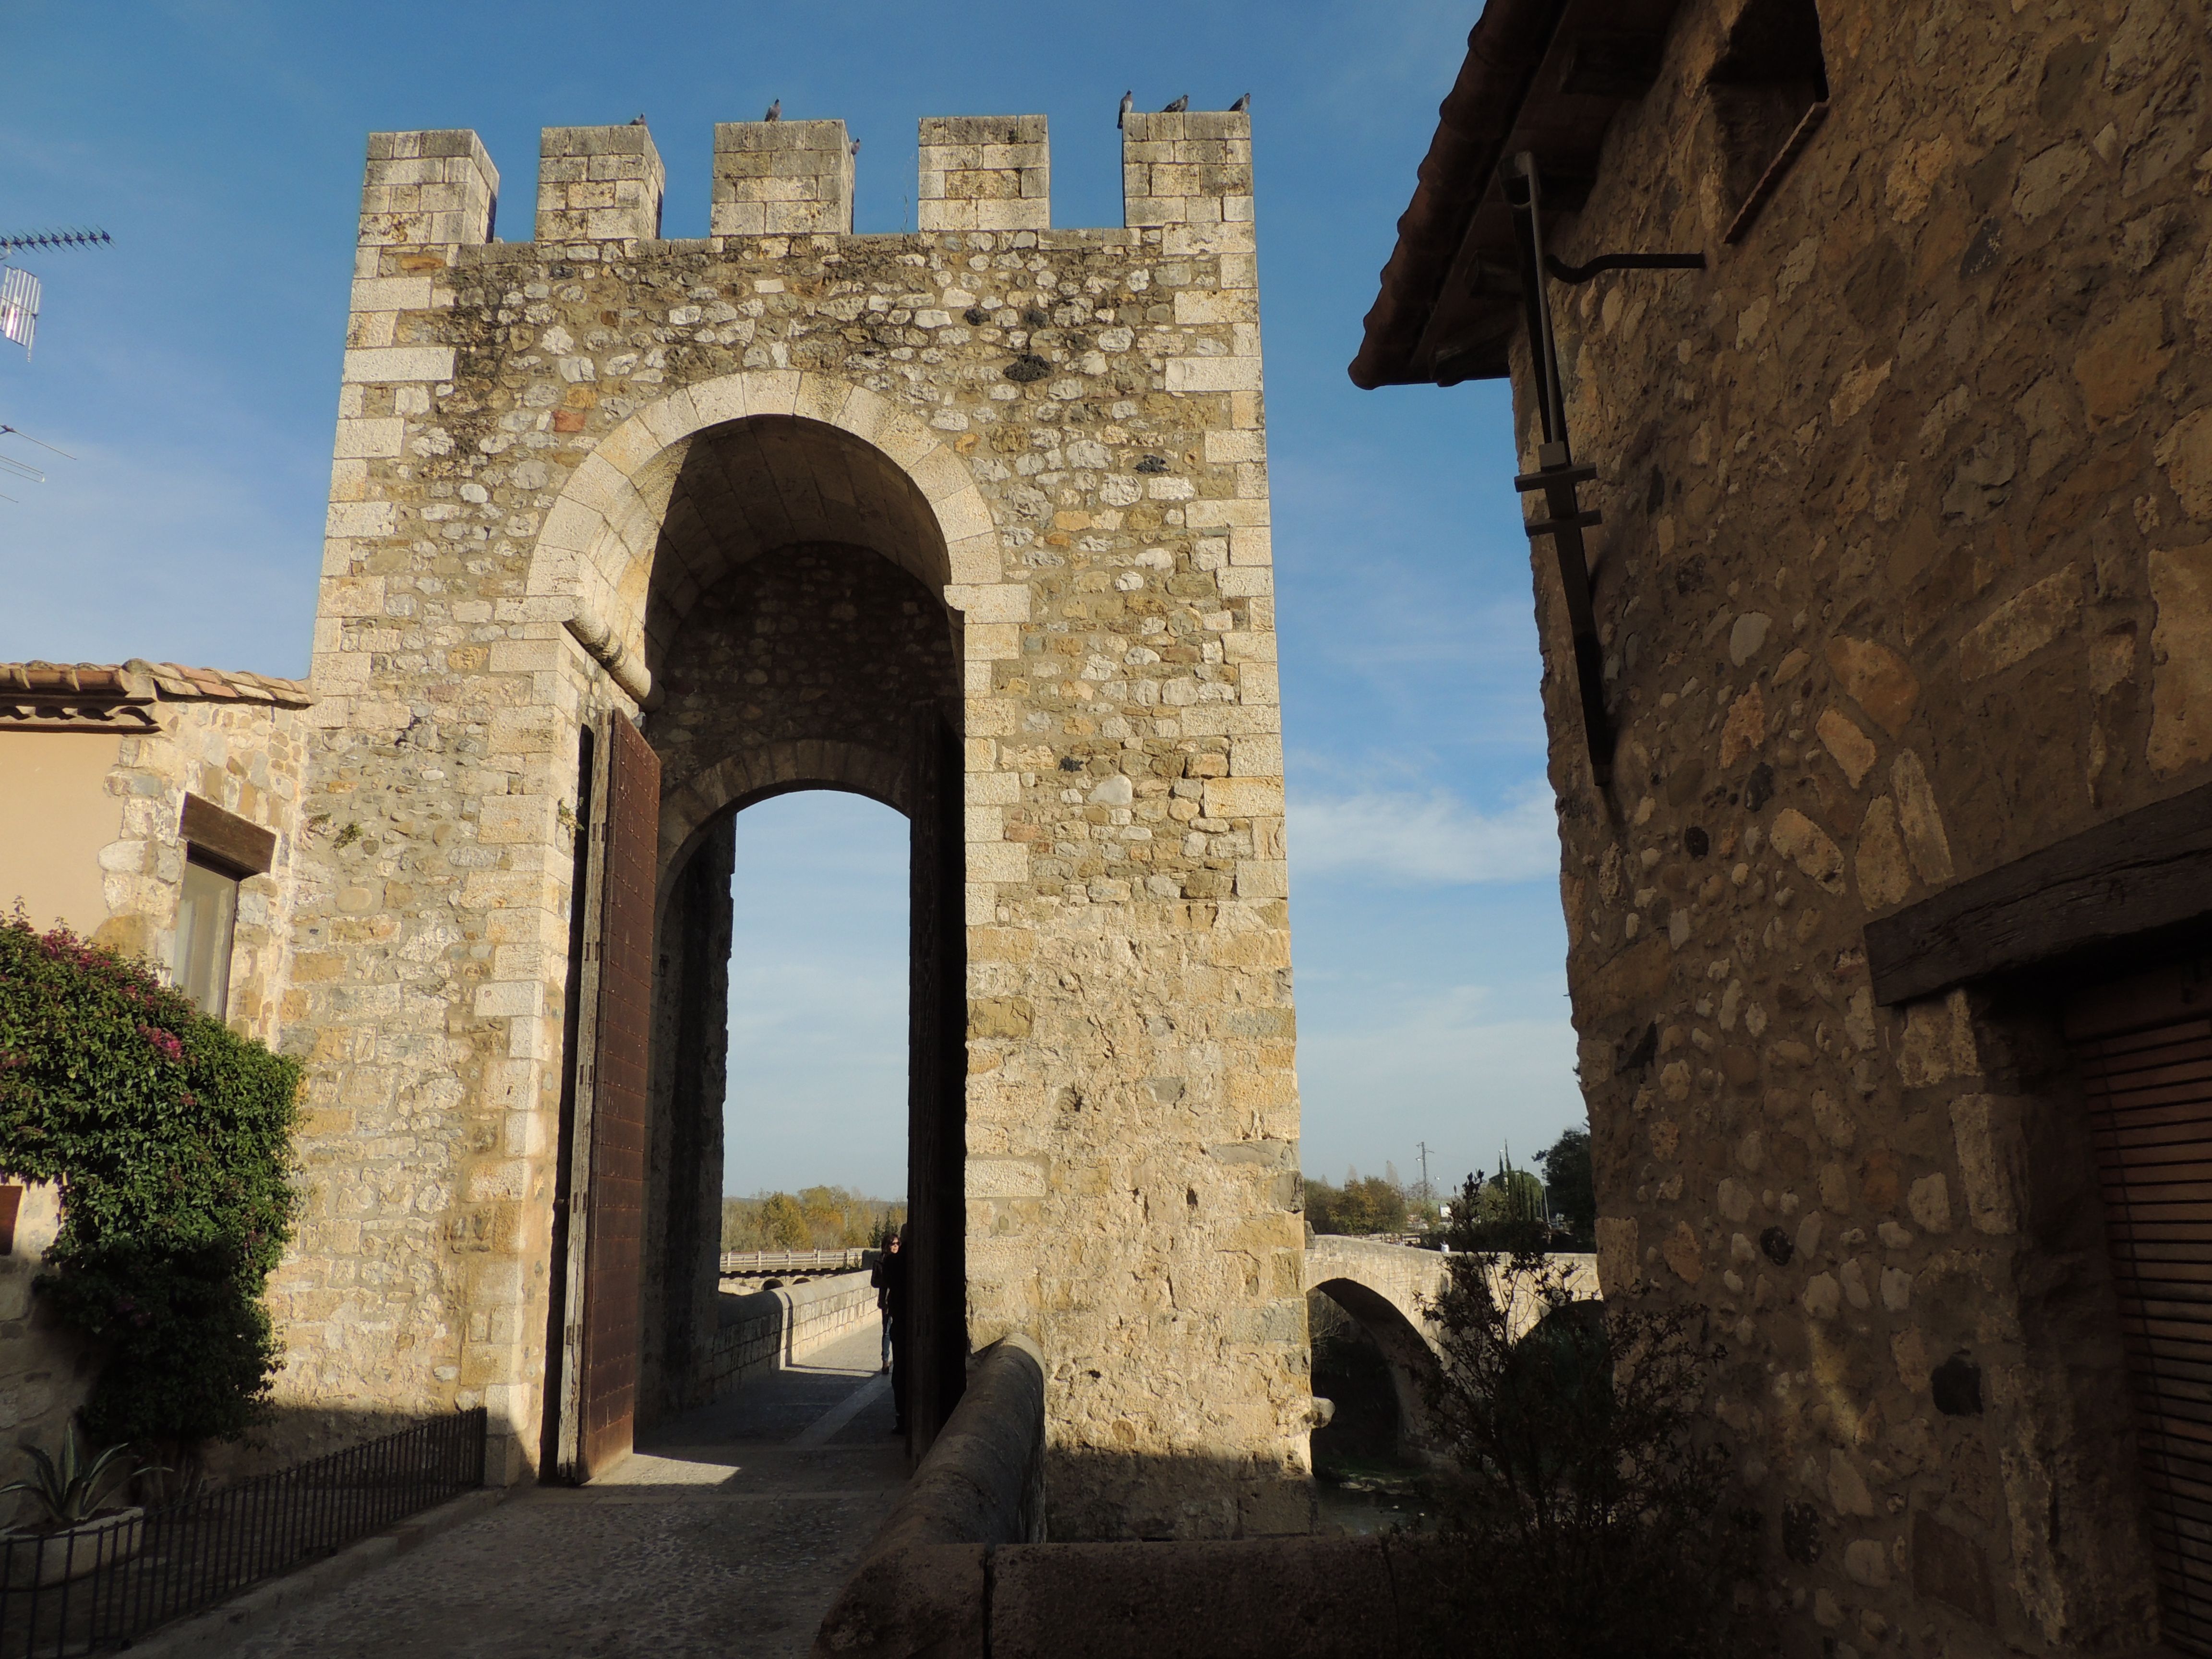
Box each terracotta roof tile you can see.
[0,658,312,721]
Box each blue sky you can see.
[0,0,1584,1200]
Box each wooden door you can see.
[2068,959,2212,1655]
[557,712,660,1481]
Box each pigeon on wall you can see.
[629,113,648,126]
[765,100,782,122]
[1163,95,1189,112]
[1118,91,1133,130]
[1229,93,1250,113]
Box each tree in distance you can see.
[1534,1125,1597,1248]
[722,1186,905,1252]
[1302,1167,1438,1236]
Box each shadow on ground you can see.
[220,1319,905,1659]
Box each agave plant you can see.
[0,1426,145,1533]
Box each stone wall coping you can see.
[812,1333,1044,1656]
[811,1523,1465,1657]
[714,1267,875,1328]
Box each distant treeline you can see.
[721,1187,907,1252]
[1304,1127,1596,1250]
[1303,1165,1440,1237]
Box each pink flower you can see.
[137,1024,184,1063]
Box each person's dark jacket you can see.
[872,1247,907,1322]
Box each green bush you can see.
[0,917,301,1449]
[1421,1174,1759,1656]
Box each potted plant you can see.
[0,1426,150,1588]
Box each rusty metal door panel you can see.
[575,714,659,1480]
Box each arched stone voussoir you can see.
[525,370,1003,666]
[655,738,911,901]
[1304,1235,1448,1355]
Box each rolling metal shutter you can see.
[2068,961,2212,1655]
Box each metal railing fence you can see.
[718,1247,871,1275]
[0,1406,485,1658]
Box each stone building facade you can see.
[0,659,311,1039]
[0,659,311,1510]
[275,108,1309,1537]
[1359,0,2212,1652]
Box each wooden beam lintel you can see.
[1865,781,2212,1007]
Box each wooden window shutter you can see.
[2067,959,2212,1655]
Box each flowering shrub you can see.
[0,916,300,1448]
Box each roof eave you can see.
[1350,0,1687,391]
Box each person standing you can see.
[874,1226,909,1435]
[869,1226,899,1372]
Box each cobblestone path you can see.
[228,1318,903,1658]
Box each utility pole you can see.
[1415,1141,1431,1200]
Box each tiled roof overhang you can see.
[0,659,311,732]
[1349,0,1686,390]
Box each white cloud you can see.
[1289,784,1559,886]
[1297,982,1585,1189]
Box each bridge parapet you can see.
[720,1247,874,1277]
[1304,1235,1600,1348]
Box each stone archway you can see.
[532,392,977,1473]
[296,135,1310,1527]
[523,373,1008,710]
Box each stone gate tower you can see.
[278,108,1309,1538]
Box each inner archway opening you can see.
[642,416,966,1467]
[718,791,910,1255]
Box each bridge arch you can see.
[1303,1236,1606,1464]
[1304,1236,1450,1460]
[1308,1275,1443,1460]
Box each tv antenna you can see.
[0,424,73,504]
[0,227,113,357]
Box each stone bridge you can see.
[1304,1236,1602,1457]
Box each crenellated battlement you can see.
[351,108,1252,252]
[537,125,664,245]
[1119,110,1253,230]
[712,119,854,237]
[917,115,1050,233]
[358,129,499,250]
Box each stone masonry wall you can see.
[1510,0,2212,1651]
[649,539,960,829]
[284,108,1307,1536]
[98,694,310,1046]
